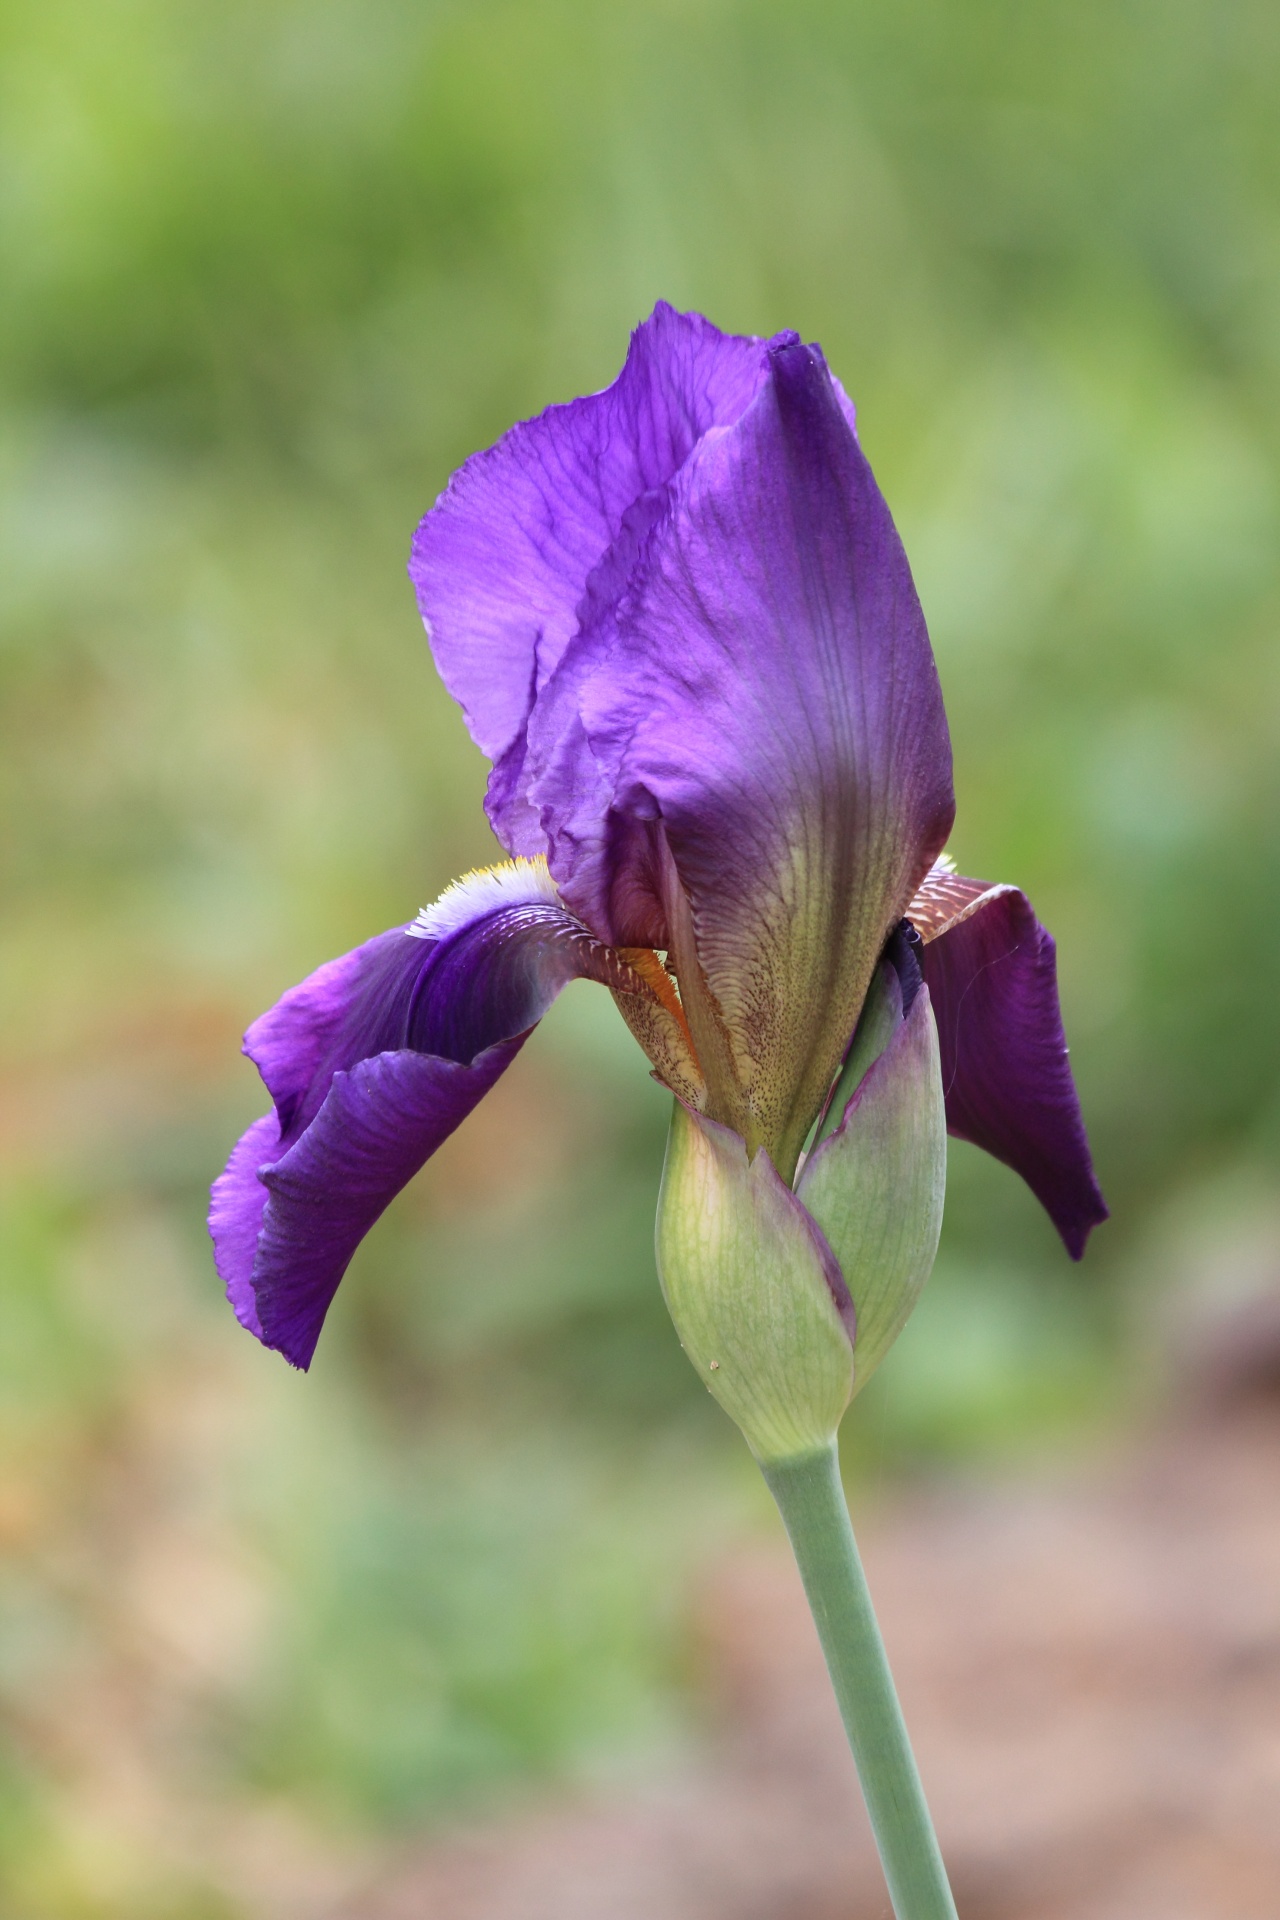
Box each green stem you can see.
[760,1442,957,1920]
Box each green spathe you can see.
[812,951,905,1153]
[655,1105,855,1462]
[656,962,946,1461]
[798,977,946,1390]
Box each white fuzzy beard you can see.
[408,855,563,943]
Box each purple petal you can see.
[409,303,769,854]
[916,886,1108,1258]
[409,900,654,1062]
[211,869,692,1366]
[209,1113,277,1339]
[527,335,954,1178]
[249,1040,524,1369]
[244,928,427,1141]
[211,932,431,1351]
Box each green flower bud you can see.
[655,957,946,1460]
[655,1104,856,1462]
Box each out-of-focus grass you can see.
[1,0,1278,1911]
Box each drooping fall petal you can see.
[906,865,1108,1257]
[210,862,695,1367]
[219,1042,524,1369]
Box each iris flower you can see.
[210,303,1106,1372]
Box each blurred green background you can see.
[1,0,1277,1912]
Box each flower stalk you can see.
[760,1444,958,1920]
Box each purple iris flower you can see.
[210,304,1107,1370]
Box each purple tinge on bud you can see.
[210,869,681,1368]
[906,865,1108,1258]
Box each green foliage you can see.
[237,1424,695,1822]
[1,0,1276,1907]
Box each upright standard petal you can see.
[906,863,1108,1257]
[409,303,767,853]
[527,335,954,1179]
[210,861,696,1368]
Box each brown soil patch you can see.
[332,1406,1280,1920]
